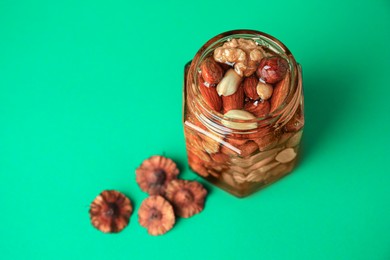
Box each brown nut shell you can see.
[136,155,179,196]
[165,180,208,218]
[138,195,175,236]
[89,190,133,233]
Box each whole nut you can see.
[222,84,244,113]
[275,148,296,163]
[198,75,222,112]
[256,81,273,100]
[216,69,243,96]
[270,73,290,113]
[200,57,224,85]
[256,57,289,84]
[244,100,270,118]
[243,75,260,100]
[221,109,257,130]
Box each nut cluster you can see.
[199,38,291,131]
[136,156,207,236]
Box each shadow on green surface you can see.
[301,65,354,161]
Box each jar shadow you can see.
[301,66,354,161]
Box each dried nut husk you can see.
[275,148,297,163]
[89,190,133,233]
[165,180,207,218]
[136,156,180,196]
[138,195,175,236]
[222,109,257,130]
[216,69,243,96]
[256,81,273,100]
[286,131,303,148]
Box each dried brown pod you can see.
[138,195,175,236]
[89,190,133,233]
[165,180,207,218]
[136,156,179,196]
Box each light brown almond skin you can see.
[200,57,224,85]
[270,73,290,113]
[244,100,270,118]
[243,75,259,100]
[222,84,244,113]
[198,75,222,112]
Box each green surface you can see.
[1,0,390,259]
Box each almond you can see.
[216,69,243,96]
[270,73,290,113]
[238,141,258,157]
[256,81,273,100]
[210,153,230,163]
[243,75,259,100]
[244,100,270,118]
[200,57,223,85]
[275,148,296,163]
[187,150,209,177]
[222,84,244,113]
[221,109,257,130]
[200,134,220,154]
[198,75,222,112]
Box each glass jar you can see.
[183,30,304,197]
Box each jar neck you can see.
[185,30,301,136]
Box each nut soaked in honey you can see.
[183,30,304,197]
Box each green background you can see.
[1,0,389,259]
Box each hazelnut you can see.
[89,190,133,233]
[165,180,207,218]
[136,155,179,196]
[256,57,289,84]
[138,195,175,236]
